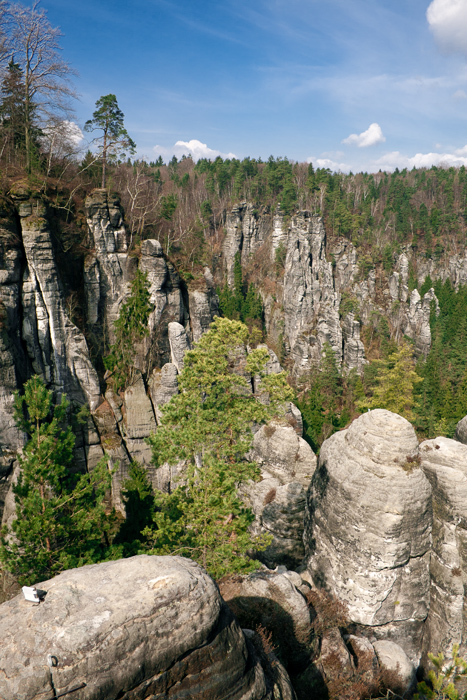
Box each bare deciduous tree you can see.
[0,2,10,72]
[114,161,162,249]
[7,0,77,171]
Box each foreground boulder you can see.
[305,409,432,663]
[0,555,295,700]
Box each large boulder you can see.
[0,555,294,700]
[149,362,179,422]
[420,437,467,661]
[220,568,312,674]
[305,409,432,663]
[373,640,416,695]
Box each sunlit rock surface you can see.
[305,409,432,663]
[0,555,295,700]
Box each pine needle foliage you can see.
[415,645,467,700]
[145,317,293,578]
[0,376,114,585]
[104,269,152,393]
[357,342,423,422]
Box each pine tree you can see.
[85,94,135,188]
[0,376,114,585]
[0,59,28,164]
[298,343,349,452]
[357,342,423,421]
[104,269,153,393]
[145,317,293,578]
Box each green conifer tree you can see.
[144,317,293,578]
[104,269,152,392]
[0,376,114,585]
[357,342,423,421]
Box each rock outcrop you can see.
[0,555,295,700]
[0,196,26,513]
[220,568,312,674]
[282,213,342,374]
[84,189,132,345]
[305,409,432,663]
[455,415,467,445]
[372,640,416,694]
[18,191,100,410]
[240,421,317,569]
[420,437,467,661]
[139,238,190,367]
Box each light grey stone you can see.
[283,213,342,375]
[85,190,132,347]
[220,569,311,673]
[188,286,219,343]
[149,363,179,423]
[122,373,156,439]
[223,202,271,286]
[373,640,416,694]
[240,421,316,568]
[455,415,467,445]
[0,555,290,700]
[252,421,316,488]
[342,312,366,372]
[168,321,190,371]
[420,437,467,660]
[305,409,432,664]
[20,213,101,410]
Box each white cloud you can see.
[40,120,83,156]
[372,148,467,171]
[153,139,236,162]
[342,123,386,148]
[307,157,351,173]
[453,88,467,99]
[427,0,467,56]
[64,121,84,146]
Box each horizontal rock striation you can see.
[420,437,467,661]
[305,409,432,663]
[0,555,294,700]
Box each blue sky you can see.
[40,0,467,173]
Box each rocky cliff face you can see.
[419,437,467,663]
[301,408,467,671]
[221,203,467,379]
[0,189,219,522]
[2,186,467,692]
[241,420,317,569]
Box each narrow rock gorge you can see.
[2,184,467,699]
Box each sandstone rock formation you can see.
[149,362,179,422]
[305,409,432,663]
[223,202,272,286]
[0,555,295,700]
[240,420,317,569]
[139,238,190,367]
[282,213,342,375]
[373,640,416,694]
[84,189,132,345]
[455,415,467,445]
[420,437,467,661]
[220,568,312,675]
[19,192,100,410]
